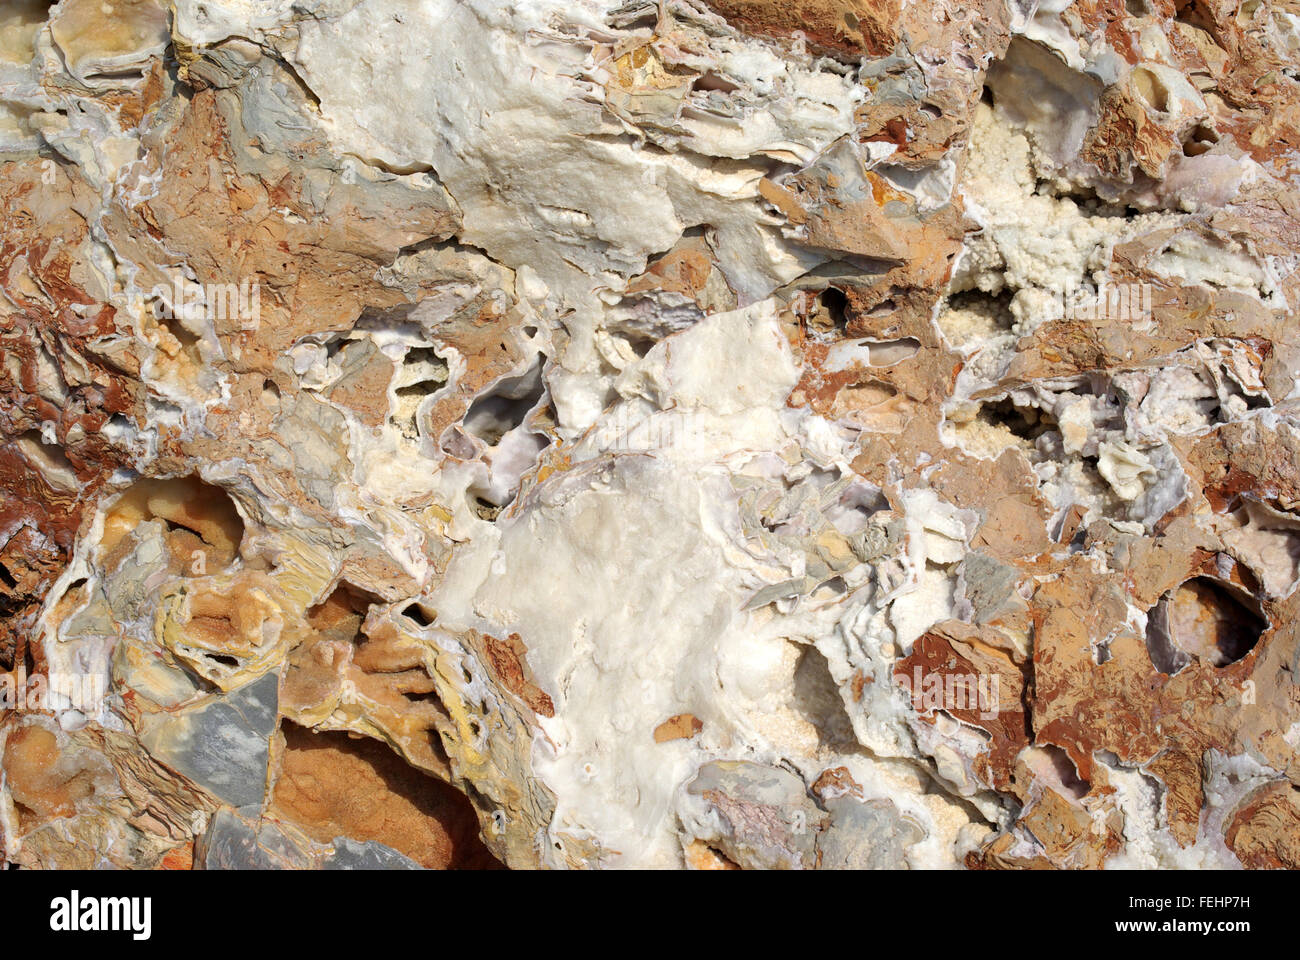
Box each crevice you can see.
[1181,122,1219,157]
[462,354,545,446]
[306,582,382,643]
[792,644,857,752]
[936,288,1014,350]
[691,71,740,94]
[401,602,434,627]
[391,344,449,439]
[1041,745,1091,800]
[975,397,1058,446]
[470,495,502,521]
[272,721,499,869]
[806,285,848,336]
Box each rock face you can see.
[2,0,1300,871]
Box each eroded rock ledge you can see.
[3,0,1300,870]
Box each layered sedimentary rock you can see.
[3,0,1300,869]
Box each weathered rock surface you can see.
[3,0,1300,869]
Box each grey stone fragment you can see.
[680,760,825,869]
[321,837,423,870]
[252,393,349,509]
[198,808,313,870]
[138,670,279,811]
[851,518,902,563]
[958,551,1020,623]
[197,810,424,870]
[817,796,924,869]
[1143,595,1191,675]
[743,575,819,609]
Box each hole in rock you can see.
[807,286,848,335]
[984,38,1105,160]
[85,68,146,83]
[1146,577,1266,672]
[101,476,244,572]
[260,379,280,407]
[1174,0,1219,34]
[622,331,658,358]
[105,412,132,434]
[147,298,203,365]
[936,289,1014,348]
[1169,578,1265,666]
[393,347,448,397]
[307,582,382,643]
[976,398,1058,445]
[392,345,449,439]
[692,72,740,94]
[47,577,88,629]
[272,722,500,869]
[471,495,503,521]
[1,725,99,832]
[862,298,897,318]
[401,602,434,627]
[1037,744,1091,800]
[1131,67,1171,113]
[792,644,857,751]
[303,583,455,776]
[1181,122,1219,157]
[462,356,545,446]
[863,337,920,365]
[1236,0,1263,24]
[402,687,444,708]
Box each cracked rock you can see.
[3,0,1300,871]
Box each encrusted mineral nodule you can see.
[2,0,1300,871]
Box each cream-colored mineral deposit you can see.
[3,0,1300,871]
